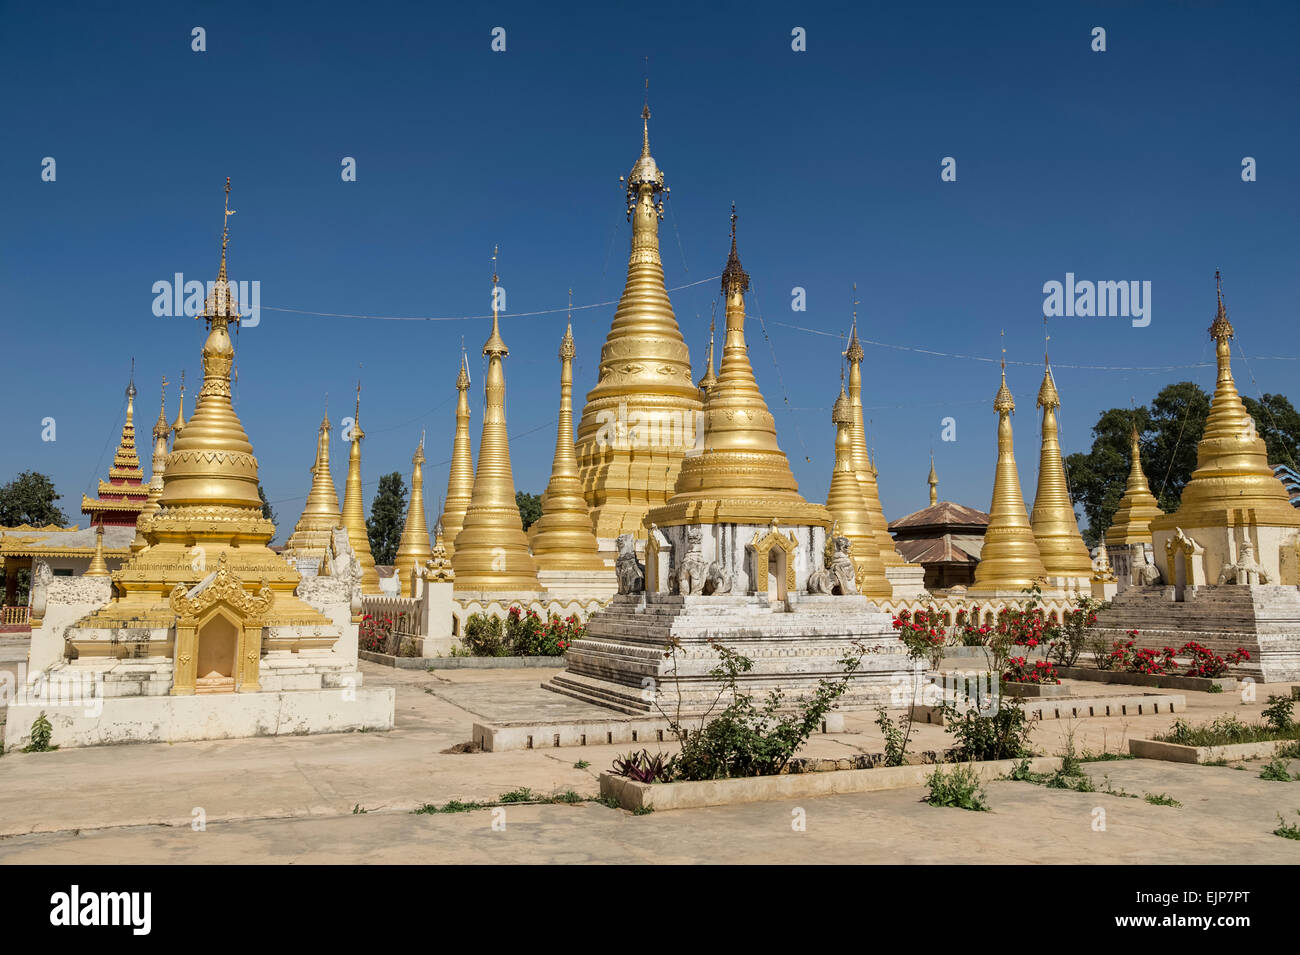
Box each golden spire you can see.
[530,300,606,571]
[1152,271,1300,531]
[170,370,187,441]
[825,384,891,599]
[928,451,938,507]
[451,254,541,591]
[284,408,344,561]
[972,347,1047,591]
[1105,419,1163,549]
[132,377,172,553]
[108,364,143,482]
[85,522,110,577]
[1029,359,1093,578]
[159,178,262,515]
[573,98,702,539]
[440,347,475,556]
[649,206,828,528]
[393,435,434,597]
[697,306,718,396]
[341,380,381,593]
[844,294,904,567]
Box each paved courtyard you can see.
[1,658,1297,864]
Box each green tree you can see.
[257,483,276,527]
[0,471,67,527]
[516,491,542,531]
[367,472,407,565]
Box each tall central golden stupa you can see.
[439,351,474,557]
[845,318,904,567]
[573,101,703,539]
[74,180,336,686]
[647,207,828,528]
[1029,361,1093,579]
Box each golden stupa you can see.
[824,382,891,599]
[340,382,381,594]
[844,316,905,567]
[439,350,474,556]
[529,307,606,571]
[648,207,829,529]
[131,377,172,553]
[73,179,336,690]
[696,311,718,396]
[393,436,434,597]
[1104,421,1164,551]
[282,411,344,564]
[1151,274,1300,534]
[573,100,703,539]
[450,255,541,591]
[1029,361,1094,578]
[85,522,110,577]
[971,354,1047,591]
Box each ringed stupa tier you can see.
[845,319,905,567]
[1104,422,1163,552]
[131,378,173,553]
[81,371,149,527]
[439,351,474,556]
[971,357,1047,592]
[825,384,891,600]
[530,314,606,571]
[573,102,703,540]
[74,179,336,650]
[646,208,828,529]
[393,436,434,597]
[282,411,344,568]
[1029,362,1093,581]
[340,383,381,594]
[450,257,541,591]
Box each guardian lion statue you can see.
[808,536,858,596]
[615,534,645,595]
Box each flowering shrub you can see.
[462,607,586,657]
[1179,642,1249,678]
[953,607,992,646]
[891,607,948,668]
[1047,597,1104,667]
[359,613,395,653]
[1003,656,1061,685]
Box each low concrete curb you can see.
[359,651,563,670]
[916,692,1184,725]
[1129,737,1297,764]
[599,755,1064,812]
[473,713,847,752]
[1054,667,1236,693]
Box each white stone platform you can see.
[2,686,395,750]
[545,592,918,716]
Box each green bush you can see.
[925,764,990,811]
[22,711,56,753]
[1263,695,1295,733]
[940,696,1035,761]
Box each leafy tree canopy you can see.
[516,491,542,531]
[0,471,68,528]
[367,472,407,565]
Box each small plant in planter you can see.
[610,749,675,784]
[1002,657,1061,685]
[1180,641,1249,678]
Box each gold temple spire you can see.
[649,206,828,528]
[1105,419,1163,550]
[1029,359,1093,579]
[341,380,381,593]
[283,409,344,562]
[574,99,702,539]
[844,294,904,567]
[440,347,475,556]
[451,255,541,591]
[697,305,718,396]
[824,384,891,599]
[131,377,172,553]
[530,299,606,570]
[85,522,110,577]
[393,435,434,597]
[972,345,1047,591]
[170,370,187,441]
[110,365,143,481]
[928,451,938,507]
[1151,271,1300,532]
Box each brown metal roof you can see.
[889,500,990,533]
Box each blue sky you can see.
[3,0,1298,542]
